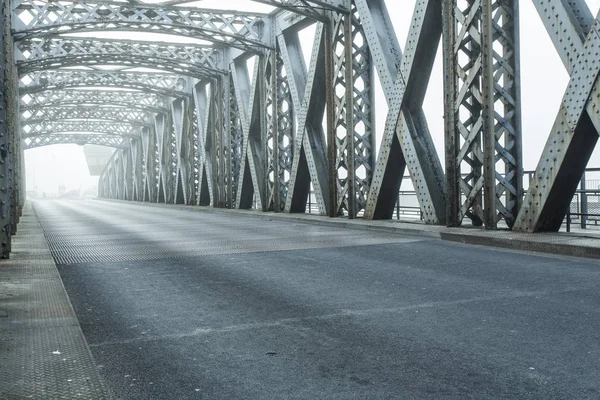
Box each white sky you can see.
[24,0,600,195]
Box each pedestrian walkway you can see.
[0,202,110,399]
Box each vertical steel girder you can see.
[265,46,295,212]
[130,138,143,201]
[0,2,11,257]
[443,0,522,228]
[155,113,172,204]
[514,0,600,231]
[0,0,22,258]
[193,81,214,207]
[215,76,228,208]
[172,98,195,205]
[228,72,243,208]
[330,2,374,218]
[140,127,157,202]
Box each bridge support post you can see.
[0,1,11,257]
[265,44,295,213]
[443,0,522,228]
[329,2,375,218]
[192,81,213,207]
[140,127,156,202]
[172,97,194,205]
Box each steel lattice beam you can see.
[442,0,523,229]
[22,106,153,127]
[21,89,170,114]
[330,2,374,218]
[12,0,270,51]
[23,119,141,137]
[16,37,224,78]
[265,46,294,212]
[254,0,349,22]
[24,133,128,149]
[20,70,191,98]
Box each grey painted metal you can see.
[4,0,599,261]
[514,1,600,232]
[16,37,223,78]
[0,1,14,257]
[20,90,170,114]
[265,47,295,212]
[12,0,270,50]
[231,55,267,210]
[357,0,445,224]
[192,81,213,206]
[443,0,522,229]
[330,2,374,218]
[20,70,191,98]
[22,106,153,127]
[171,98,195,205]
[140,126,157,202]
[24,133,127,150]
[278,22,329,215]
[482,0,523,228]
[255,0,349,22]
[22,120,141,138]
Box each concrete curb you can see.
[440,232,600,259]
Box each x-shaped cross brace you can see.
[514,0,600,231]
[355,0,446,223]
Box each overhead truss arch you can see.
[20,70,192,98]
[12,0,271,51]
[24,133,129,150]
[22,106,154,127]
[20,90,170,114]
[16,37,225,78]
[22,120,142,138]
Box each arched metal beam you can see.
[254,0,349,22]
[22,120,142,137]
[20,90,170,114]
[20,70,191,98]
[16,37,224,78]
[24,133,129,150]
[22,106,153,127]
[12,1,271,51]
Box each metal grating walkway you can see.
[0,202,110,399]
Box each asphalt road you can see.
[34,199,600,399]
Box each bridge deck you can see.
[3,199,600,399]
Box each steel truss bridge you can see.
[0,0,597,257]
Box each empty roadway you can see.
[33,199,600,400]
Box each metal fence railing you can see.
[262,167,600,231]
